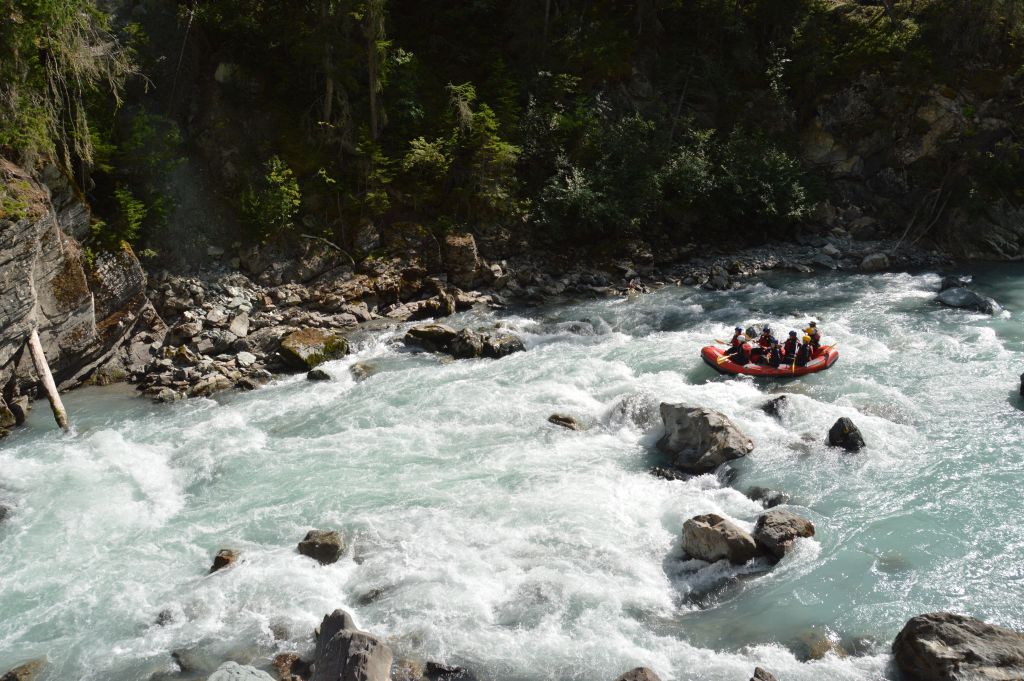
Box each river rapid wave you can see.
[1,266,1022,681]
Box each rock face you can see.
[937,287,1000,314]
[827,417,866,451]
[657,404,754,474]
[280,328,348,370]
[443,233,479,288]
[311,609,393,681]
[209,549,239,573]
[892,612,1024,681]
[207,662,275,681]
[298,530,345,565]
[682,513,759,564]
[613,668,662,681]
[753,509,816,560]
[0,160,160,397]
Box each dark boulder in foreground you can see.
[753,509,815,560]
[657,404,754,474]
[209,549,239,573]
[548,414,581,430]
[311,609,392,681]
[298,530,345,565]
[827,417,865,452]
[1,659,44,681]
[307,368,331,381]
[613,668,662,681]
[751,668,777,681]
[892,612,1024,681]
[937,287,1000,315]
[424,662,479,681]
[682,513,759,565]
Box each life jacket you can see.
[795,344,811,366]
[783,338,798,357]
[767,347,782,367]
[731,333,744,347]
[758,333,775,349]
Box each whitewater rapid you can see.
[1,266,1022,681]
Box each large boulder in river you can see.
[448,328,486,359]
[209,549,238,573]
[613,668,661,681]
[280,328,348,370]
[298,530,345,565]
[892,612,1024,681]
[827,417,866,452]
[207,662,275,681]
[657,404,754,474]
[404,324,458,353]
[937,287,1000,314]
[753,509,815,560]
[311,609,392,681]
[482,333,525,359]
[682,513,759,564]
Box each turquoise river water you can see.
[1,266,1023,681]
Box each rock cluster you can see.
[682,508,815,565]
[404,324,525,360]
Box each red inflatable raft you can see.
[702,345,839,377]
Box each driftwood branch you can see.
[26,329,69,432]
[299,234,356,266]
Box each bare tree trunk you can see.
[26,329,69,433]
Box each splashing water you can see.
[1,265,1022,681]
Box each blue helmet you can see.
[789,330,798,337]
[763,326,772,333]
[735,326,743,332]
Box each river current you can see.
[1,266,1022,681]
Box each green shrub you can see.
[241,155,302,240]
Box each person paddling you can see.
[804,321,822,353]
[795,335,813,367]
[783,330,799,360]
[730,326,745,347]
[767,340,783,368]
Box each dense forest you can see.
[2,0,1023,264]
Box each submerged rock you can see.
[547,414,581,430]
[940,275,971,291]
[745,486,791,509]
[209,549,239,573]
[613,668,661,681]
[280,328,348,370]
[350,362,376,381]
[657,404,754,474]
[682,513,759,564]
[311,609,392,681]
[753,509,815,560]
[0,659,44,681]
[760,395,790,419]
[298,530,345,565]
[936,287,1000,314]
[207,662,275,681]
[827,417,866,451]
[892,612,1024,681]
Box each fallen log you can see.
[26,329,69,432]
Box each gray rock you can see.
[860,252,890,271]
[745,486,791,509]
[448,329,485,359]
[940,275,971,291]
[280,328,348,370]
[0,399,15,429]
[892,612,1024,681]
[751,667,778,681]
[656,404,754,474]
[307,369,331,381]
[404,324,458,353]
[318,609,358,642]
[424,662,478,681]
[607,392,660,430]
[937,287,1000,314]
[350,362,376,381]
[547,414,581,430]
[298,530,345,565]
[443,234,479,288]
[760,395,790,419]
[827,417,865,451]
[613,668,661,681]
[753,509,815,560]
[682,513,759,564]
[235,351,257,368]
[311,610,392,681]
[228,313,250,338]
[206,662,275,681]
[8,396,28,426]
[482,333,525,359]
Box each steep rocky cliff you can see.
[0,160,164,406]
